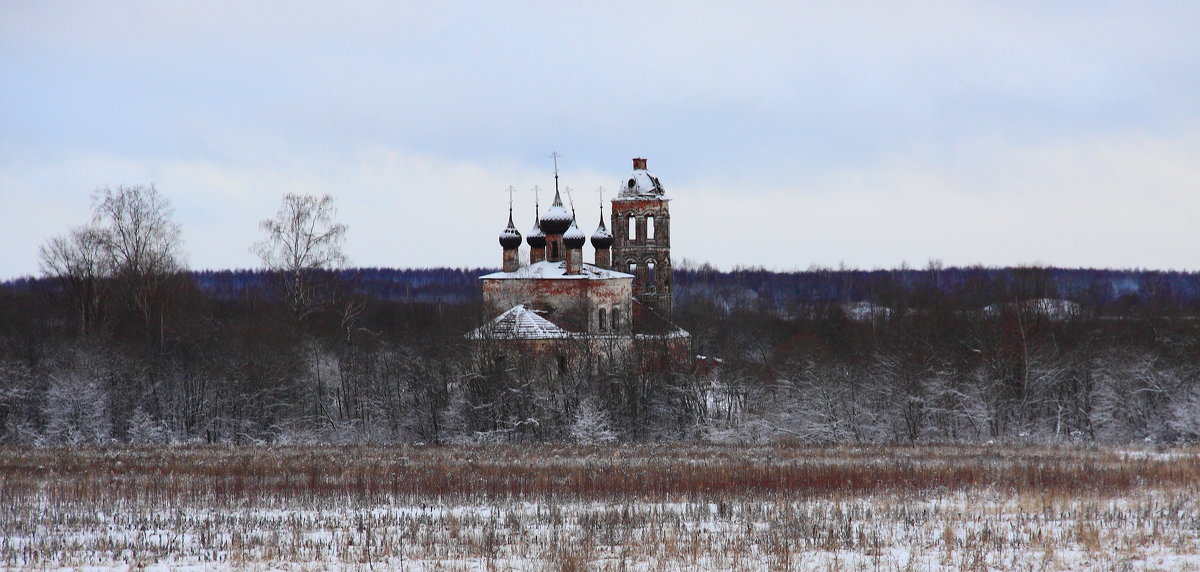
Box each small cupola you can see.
[499,210,522,272]
[590,216,613,249]
[591,213,613,269]
[526,221,546,248]
[563,220,586,249]
[498,213,522,250]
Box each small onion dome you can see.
[563,220,586,249]
[540,190,574,234]
[526,220,546,248]
[591,216,613,249]
[498,214,522,249]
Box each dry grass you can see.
[2,443,1199,570]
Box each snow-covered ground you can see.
[3,445,1199,570]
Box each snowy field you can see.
[3,444,1200,570]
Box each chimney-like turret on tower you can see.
[498,211,522,273]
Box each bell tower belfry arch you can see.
[610,157,672,316]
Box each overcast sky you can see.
[3,2,1199,279]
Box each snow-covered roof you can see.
[563,220,586,247]
[527,221,545,237]
[498,213,522,249]
[466,304,572,340]
[591,217,613,248]
[617,168,667,198]
[480,260,633,280]
[591,217,611,238]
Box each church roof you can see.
[617,158,668,199]
[480,260,633,280]
[466,304,572,340]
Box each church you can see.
[467,158,691,371]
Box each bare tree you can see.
[38,225,111,335]
[253,193,348,320]
[92,185,184,279]
[91,185,186,340]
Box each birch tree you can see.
[253,193,348,320]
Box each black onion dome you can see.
[539,189,574,234]
[498,213,522,249]
[563,220,586,249]
[590,216,613,249]
[526,220,546,248]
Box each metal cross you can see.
[595,186,606,222]
[531,185,541,211]
[505,185,517,211]
[550,151,561,194]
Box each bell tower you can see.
[610,157,672,315]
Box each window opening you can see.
[598,308,607,332]
[647,261,656,292]
[647,215,655,240]
[627,215,636,240]
[611,308,620,331]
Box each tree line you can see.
[2,186,1200,444]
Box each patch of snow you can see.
[841,301,893,321]
[982,298,1082,320]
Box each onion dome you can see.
[498,212,522,249]
[539,189,574,234]
[526,220,546,248]
[563,220,586,249]
[591,215,613,249]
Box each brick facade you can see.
[611,196,672,316]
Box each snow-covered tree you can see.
[569,399,617,444]
[44,372,111,445]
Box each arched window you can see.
[598,308,607,332]
[646,215,655,240]
[628,262,637,279]
[627,215,637,240]
[611,308,620,331]
[646,260,656,292]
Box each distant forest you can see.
[8,263,1198,311]
[4,262,1200,446]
